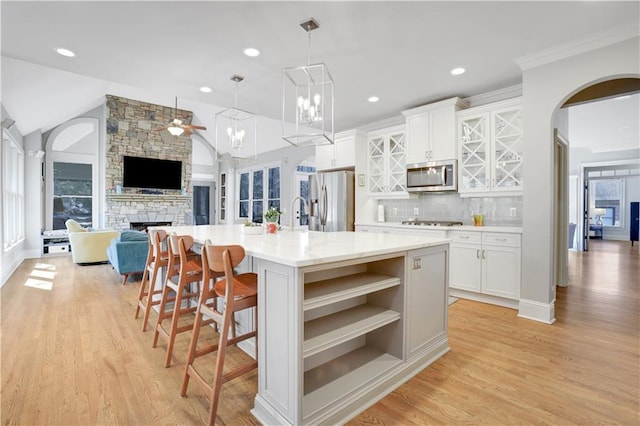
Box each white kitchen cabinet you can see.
[457,97,523,196]
[367,125,408,198]
[403,97,468,165]
[406,245,448,359]
[315,129,364,171]
[449,230,521,305]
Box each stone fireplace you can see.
[104,95,194,230]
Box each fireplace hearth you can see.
[130,222,172,231]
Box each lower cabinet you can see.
[406,246,448,359]
[449,231,521,303]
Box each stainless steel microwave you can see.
[406,159,457,193]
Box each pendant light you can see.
[215,75,257,160]
[282,17,334,147]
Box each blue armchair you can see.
[107,230,149,285]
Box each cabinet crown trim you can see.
[401,97,469,116]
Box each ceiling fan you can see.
[155,97,206,136]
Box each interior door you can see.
[583,177,589,251]
[192,182,215,225]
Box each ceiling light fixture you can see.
[55,47,76,57]
[451,67,466,76]
[215,75,257,160]
[368,96,380,103]
[282,17,334,147]
[199,86,212,93]
[244,47,261,57]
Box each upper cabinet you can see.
[402,97,469,165]
[367,125,408,198]
[457,97,523,196]
[315,129,365,171]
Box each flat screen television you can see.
[122,156,182,190]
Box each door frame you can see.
[191,180,216,225]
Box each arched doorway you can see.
[551,78,640,289]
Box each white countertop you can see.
[157,224,449,267]
[356,221,523,234]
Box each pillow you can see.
[120,230,148,242]
[65,219,87,233]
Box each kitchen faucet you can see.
[289,196,309,231]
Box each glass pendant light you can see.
[215,75,257,160]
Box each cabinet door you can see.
[315,144,335,171]
[491,106,523,191]
[406,246,448,359]
[458,114,490,193]
[334,136,355,169]
[367,135,386,194]
[429,107,457,161]
[405,113,429,165]
[481,245,521,299]
[387,131,407,194]
[449,243,482,292]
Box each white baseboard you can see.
[518,298,556,324]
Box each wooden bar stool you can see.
[181,243,258,425]
[153,234,208,367]
[135,229,169,332]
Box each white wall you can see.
[1,105,26,287]
[520,35,639,323]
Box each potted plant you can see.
[264,206,281,223]
[264,206,281,234]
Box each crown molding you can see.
[463,85,523,108]
[515,24,640,71]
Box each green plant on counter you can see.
[244,221,261,227]
[264,206,281,222]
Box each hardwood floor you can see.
[1,240,638,425]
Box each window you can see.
[2,134,25,250]
[238,165,280,223]
[52,162,93,229]
[219,173,226,222]
[590,178,624,227]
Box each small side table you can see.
[589,224,603,240]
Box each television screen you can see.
[122,156,182,190]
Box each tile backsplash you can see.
[379,193,523,226]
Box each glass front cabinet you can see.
[367,125,408,198]
[457,97,523,196]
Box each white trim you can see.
[463,84,523,108]
[515,24,640,71]
[517,298,556,324]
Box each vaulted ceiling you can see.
[1,1,638,155]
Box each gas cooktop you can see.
[401,220,464,227]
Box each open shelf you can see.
[303,305,400,358]
[304,272,400,311]
[303,346,402,419]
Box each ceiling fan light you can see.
[167,126,184,136]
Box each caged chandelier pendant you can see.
[282,17,334,147]
[215,75,257,160]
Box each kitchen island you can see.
[160,225,450,425]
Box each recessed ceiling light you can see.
[199,86,212,93]
[450,67,466,76]
[55,47,76,57]
[244,47,260,57]
[368,96,380,103]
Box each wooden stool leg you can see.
[181,307,204,397]
[152,281,173,348]
[141,263,161,332]
[164,281,186,367]
[208,300,234,425]
[135,266,150,319]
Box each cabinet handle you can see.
[482,249,486,259]
[496,238,507,242]
[459,235,469,239]
[476,249,480,259]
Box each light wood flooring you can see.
[1,240,638,425]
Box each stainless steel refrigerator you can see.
[308,170,355,232]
